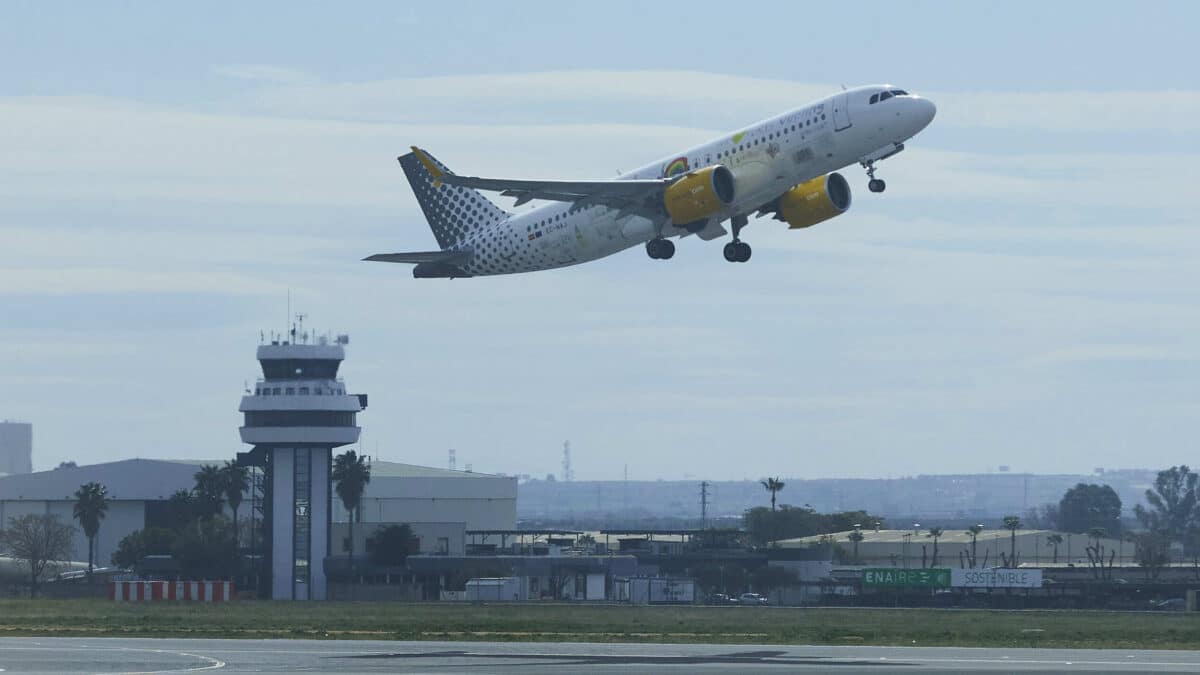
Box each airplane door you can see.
[832,91,852,131]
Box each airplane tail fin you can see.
[398,148,512,250]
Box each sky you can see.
[2,2,1199,480]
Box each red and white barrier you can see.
[109,580,233,602]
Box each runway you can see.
[1,637,1198,673]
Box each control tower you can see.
[238,320,366,600]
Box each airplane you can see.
[366,84,936,278]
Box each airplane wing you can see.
[363,250,472,265]
[410,147,668,218]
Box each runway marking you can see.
[94,649,225,675]
[0,646,225,675]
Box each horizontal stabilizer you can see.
[363,250,471,265]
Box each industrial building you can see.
[0,421,33,476]
[0,457,517,573]
[0,459,202,566]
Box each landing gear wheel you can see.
[723,241,752,263]
[862,160,886,193]
[736,241,752,262]
[724,215,752,263]
[646,238,674,260]
[723,242,740,262]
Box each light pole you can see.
[902,533,913,568]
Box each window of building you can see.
[285,387,295,395]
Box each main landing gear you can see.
[646,237,675,260]
[863,160,887,193]
[723,214,751,263]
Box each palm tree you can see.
[1046,533,1063,563]
[1002,515,1022,566]
[220,460,250,549]
[847,529,865,563]
[760,477,785,512]
[193,464,225,518]
[72,482,109,576]
[965,524,984,567]
[926,527,944,567]
[333,450,371,572]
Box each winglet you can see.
[410,146,444,187]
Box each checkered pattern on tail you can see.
[398,150,511,250]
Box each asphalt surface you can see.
[1,637,1198,674]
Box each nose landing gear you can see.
[863,160,887,193]
[723,214,751,263]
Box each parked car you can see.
[739,592,768,606]
[707,593,738,605]
[1153,598,1185,611]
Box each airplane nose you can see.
[918,97,936,125]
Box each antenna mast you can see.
[562,441,573,482]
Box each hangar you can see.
[0,458,517,569]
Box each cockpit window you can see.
[869,93,879,104]
[879,91,893,102]
[891,89,908,96]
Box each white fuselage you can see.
[457,85,935,276]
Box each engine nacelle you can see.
[663,165,735,226]
[778,172,851,229]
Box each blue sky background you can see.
[2,2,1198,480]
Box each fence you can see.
[109,580,233,602]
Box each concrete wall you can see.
[0,499,144,566]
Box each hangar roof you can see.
[0,459,203,502]
[370,460,507,479]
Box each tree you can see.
[1002,515,1022,567]
[1058,483,1122,535]
[333,449,371,572]
[1135,466,1198,556]
[172,516,237,580]
[165,489,197,530]
[847,529,865,563]
[369,524,419,567]
[926,527,944,567]
[193,464,225,519]
[1046,533,1063,564]
[963,524,984,568]
[742,506,883,547]
[72,481,109,576]
[760,477,785,512]
[1,514,75,597]
[220,460,250,549]
[111,527,175,570]
[1132,531,1170,580]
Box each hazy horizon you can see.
[4,2,1199,480]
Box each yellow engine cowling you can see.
[779,172,852,229]
[663,165,735,225]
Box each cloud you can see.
[225,69,1200,132]
[213,64,315,86]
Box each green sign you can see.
[862,568,950,588]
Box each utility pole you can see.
[700,481,711,529]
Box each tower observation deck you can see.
[238,325,366,600]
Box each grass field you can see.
[0,600,1198,649]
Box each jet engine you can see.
[663,165,735,226]
[777,172,851,229]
